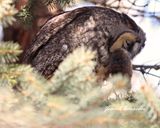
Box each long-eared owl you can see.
[22,6,146,79]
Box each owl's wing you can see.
[22,8,88,63]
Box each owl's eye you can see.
[122,41,130,49]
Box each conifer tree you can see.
[0,0,160,127]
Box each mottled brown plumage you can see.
[96,48,132,81]
[107,49,132,77]
[22,6,146,79]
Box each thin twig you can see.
[133,64,160,78]
[133,64,160,70]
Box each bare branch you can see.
[133,64,160,70]
[133,64,160,78]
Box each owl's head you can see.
[109,13,146,59]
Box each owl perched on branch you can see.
[22,6,146,79]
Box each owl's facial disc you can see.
[121,41,135,58]
[122,40,145,58]
[110,30,145,59]
[110,31,138,53]
[121,29,146,58]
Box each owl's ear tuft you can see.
[110,31,138,52]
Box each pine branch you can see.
[49,46,97,103]
[0,42,22,64]
[17,0,74,25]
[0,0,17,27]
[135,85,160,123]
[0,45,160,127]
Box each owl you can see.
[22,6,146,79]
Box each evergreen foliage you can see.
[0,0,17,27]
[0,0,160,127]
[17,0,74,25]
